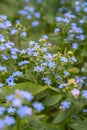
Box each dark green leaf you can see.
[53,109,71,124]
[71,120,87,130]
[42,122,64,130]
[44,94,62,106]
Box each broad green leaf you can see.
[44,94,62,106]
[2,82,48,96]
[42,122,64,130]
[27,115,44,130]
[53,109,70,124]
[71,100,85,115]
[70,120,87,130]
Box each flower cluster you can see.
[0,89,44,129]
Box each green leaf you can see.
[2,82,48,96]
[42,122,64,130]
[71,100,85,115]
[22,126,36,130]
[53,109,71,124]
[27,115,44,130]
[71,120,87,130]
[44,94,62,106]
[24,69,38,84]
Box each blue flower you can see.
[10,28,18,35]
[2,54,10,60]
[12,98,22,107]
[82,90,87,98]
[60,57,68,62]
[54,28,60,33]
[6,94,15,102]
[64,70,70,76]
[0,107,5,115]
[37,0,42,4]
[24,0,30,2]
[64,12,76,19]
[0,83,4,88]
[34,66,44,72]
[4,20,12,28]
[42,77,52,85]
[0,66,7,72]
[71,56,77,62]
[17,106,32,118]
[18,10,27,15]
[0,119,5,130]
[18,60,29,66]
[12,71,23,77]
[76,35,85,40]
[72,43,78,50]
[26,15,32,19]
[34,12,40,18]
[32,21,39,27]
[42,35,48,39]
[60,101,70,109]
[58,83,66,89]
[0,15,7,20]
[7,107,16,114]
[20,91,34,101]
[82,109,87,113]
[4,116,15,126]
[33,102,44,112]
[0,34,5,42]
[6,76,15,87]
[11,55,18,59]
[21,32,27,37]
[44,53,53,60]
[47,61,56,69]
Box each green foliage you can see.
[43,94,62,106]
[0,0,87,130]
[2,82,48,96]
[53,109,71,124]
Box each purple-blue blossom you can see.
[58,83,66,89]
[6,94,15,102]
[18,60,29,66]
[37,0,42,4]
[20,90,34,101]
[21,32,27,37]
[0,66,7,72]
[82,90,87,98]
[54,28,60,33]
[10,28,18,35]
[32,21,39,27]
[42,77,52,85]
[17,106,32,118]
[71,56,77,62]
[72,43,78,50]
[60,101,70,109]
[60,56,68,62]
[12,98,22,107]
[34,12,40,18]
[0,83,4,88]
[4,116,15,126]
[0,120,5,130]
[33,102,44,112]
[64,70,70,76]
[0,107,5,115]
[0,34,5,42]
[12,71,23,77]
[34,65,44,72]
[7,107,16,114]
